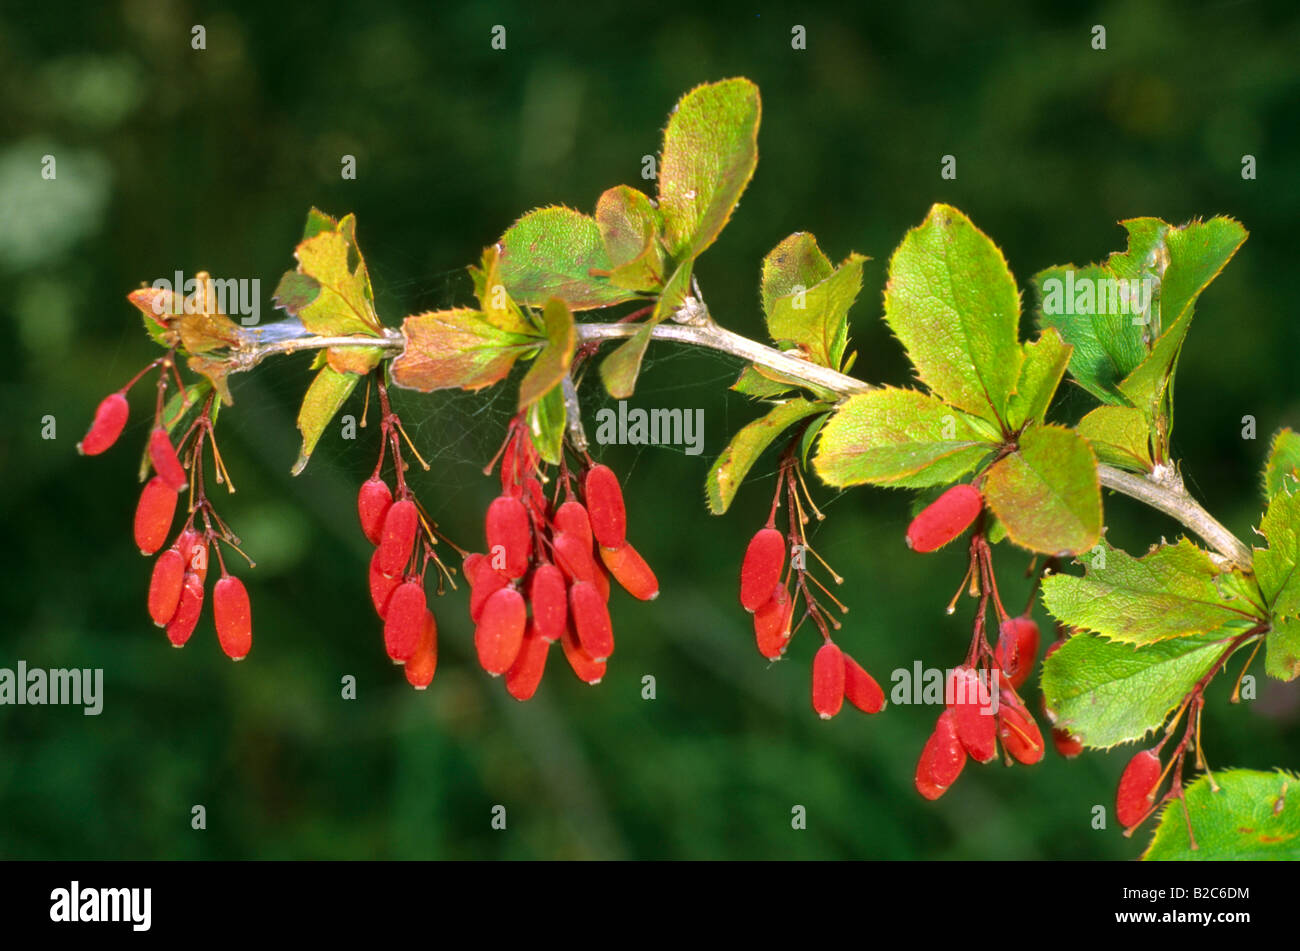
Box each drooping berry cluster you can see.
[81,359,253,659]
[461,415,658,700]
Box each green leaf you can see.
[813,387,996,489]
[274,216,384,338]
[883,204,1023,426]
[138,381,210,481]
[1254,482,1300,620]
[517,298,576,410]
[595,185,666,292]
[764,250,867,371]
[1041,539,1259,646]
[657,78,760,261]
[1041,629,1241,749]
[526,382,566,466]
[294,365,360,475]
[707,398,826,515]
[982,423,1101,555]
[1266,616,1300,681]
[1076,405,1153,471]
[731,365,796,399]
[391,309,538,393]
[468,244,538,335]
[496,206,641,311]
[1005,327,1071,430]
[302,206,337,241]
[1264,428,1300,500]
[598,261,693,400]
[761,232,833,315]
[1144,770,1300,860]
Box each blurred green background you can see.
[2,0,1298,860]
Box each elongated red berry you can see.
[569,580,614,662]
[213,575,252,661]
[560,624,605,684]
[948,666,997,763]
[998,705,1044,764]
[376,499,418,576]
[148,548,186,627]
[529,563,568,642]
[740,528,785,613]
[753,584,793,659]
[812,642,846,719]
[384,581,427,663]
[1051,727,1084,758]
[176,529,207,580]
[134,476,179,555]
[166,572,204,647]
[506,625,551,701]
[405,611,438,689]
[995,616,1041,690]
[79,392,129,456]
[917,709,967,800]
[553,501,594,551]
[906,484,982,553]
[148,427,187,490]
[469,559,509,623]
[357,478,393,546]
[552,532,601,588]
[598,542,659,601]
[584,464,627,548]
[476,586,526,675]
[485,495,531,579]
[368,549,402,618]
[844,655,886,714]
[1116,750,1163,828]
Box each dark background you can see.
[2,0,1298,859]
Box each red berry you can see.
[368,549,402,619]
[947,666,997,763]
[997,704,1044,764]
[1051,727,1084,758]
[485,495,532,579]
[166,572,204,647]
[384,581,427,663]
[553,501,593,551]
[994,616,1041,690]
[740,528,785,613]
[906,484,982,553]
[916,709,967,800]
[404,611,439,689]
[357,478,393,546]
[1116,750,1163,828]
[176,529,207,581]
[213,575,252,661]
[79,392,129,456]
[560,624,605,685]
[528,563,568,642]
[844,655,886,714]
[475,586,527,675]
[148,427,187,491]
[753,584,793,659]
[584,464,627,549]
[811,642,846,719]
[468,558,510,623]
[376,499,419,576]
[552,532,602,589]
[506,625,551,701]
[147,547,186,627]
[134,476,179,555]
[569,580,614,662]
[598,541,659,601]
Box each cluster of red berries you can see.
[461,418,658,700]
[80,371,252,660]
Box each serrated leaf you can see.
[599,261,693,399]
[883,204,1023,426]
[127,286,176,348]
[469,244,537,335]
[1266,616,1300,681]
[813,387,996,489]
[302,206,337,241]
[765,252,866,371]
[983,423,1101,555]
[294,365,359,475]
[707,398,826,515]
[526,382,566,466]
[799,412,829,470]
[1006,327,1071,429]
[1264,428,1300,500]
[278,224,383,337]
[595,185,666,292]
[518,298,576,410]
[392,309,538,393]
[1076,405,1153,471]
[761,232,833,315]
[732,364,796,399]
[325,345,385,376]
[1041,629,1241,748]
[658,78,760,261]
[1254,483,1300,619]
[496,206,641,311]
[1041,539,1259,645]
[1143,770,1300,860]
